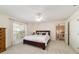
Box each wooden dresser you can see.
[0,28,6,53]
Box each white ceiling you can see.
[0,5,79,23]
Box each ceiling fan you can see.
[36,12,43,22]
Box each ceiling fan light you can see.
[36,16,43,22]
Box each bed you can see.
[23,30,50,50]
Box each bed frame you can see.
[23,30,50,50]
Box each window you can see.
[13,22,25,44]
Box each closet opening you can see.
[56,24,65,41]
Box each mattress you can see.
[23,35,50,46]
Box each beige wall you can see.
[0,14,12,48]
[27,21,65,40]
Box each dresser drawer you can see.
[0,40,5,43]
[0,36,5,38]
[0,32,5,35]
[0,48,1,51]
[0,42,5,47]
[0,38,5,42]
[0,42,5,46]
[0,36,5,39]
[0,48,6,53]
[0,28,5,31]
[0,43,5,47]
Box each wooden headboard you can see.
[36,30,50,36]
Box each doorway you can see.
[56,24,65,41]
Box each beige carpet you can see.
[2,40,76,54]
